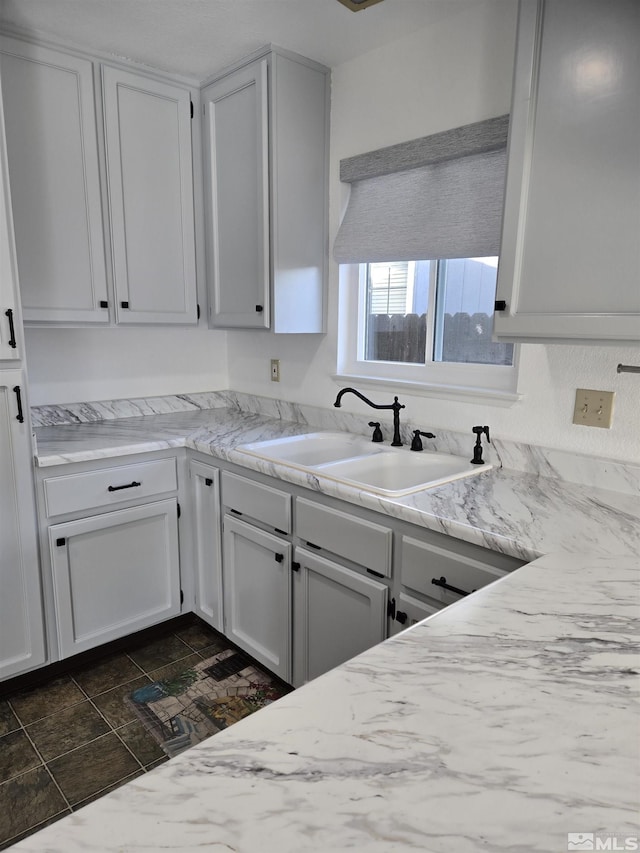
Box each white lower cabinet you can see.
[222,514,292,682]
[292,547,387,688]
[189,460,223,632]
[0,372,46,680]
[49,499,180,657]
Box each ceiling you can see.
[0,0,474,81]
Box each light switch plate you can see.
[573,388,615,428]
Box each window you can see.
[333,115,519,399]
[337,257,518,399]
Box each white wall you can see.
[25,326,228,406]
[226,0,640,463]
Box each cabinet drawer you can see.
[296,498,392,578]
[221,471,291,533]
[401,535,515,606]
[43,458,177,518]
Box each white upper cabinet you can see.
[495,0,640,343]
[202,48,329,332]
[202,60,270,329]
[0,72,21,361]
[102,66,198,325]
[0,37,109,324]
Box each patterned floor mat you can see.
[126,648,290,758]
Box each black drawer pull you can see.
[56,537,66,547]
[494,299,507,311]
[13,385,24,423]
[305,541,321,550]
[431,576,471,597]
[396,611,408,625]
[4,309,17,348]
[291,561,300,572]
[107,480,141,492]
[275,553,284,563]
[204,478,213,487]
[121,301,129,309]
[99,300,109,309]
[255,304,263,313]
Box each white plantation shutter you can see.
[369,262,411,314]
[334,115,509,264]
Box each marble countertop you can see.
[13,550,639,853]
[34,407,640,563]
[21,401,640,851]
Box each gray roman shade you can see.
[333,115,509,264]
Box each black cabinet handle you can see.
[12,385,24,423]
[431,576,471,597]
[275,553,284,563]
[4,309,17,348]
[494,300,507,311]
[121,301,129,309]
[99,300,109,309]
[255,304,263,313]
[291,561,300,572]
[107,480,141,492]
[396,611,408,625]
[204,478,213,487]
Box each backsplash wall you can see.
[24,325,229,407]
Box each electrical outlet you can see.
[572,388,615,428]
[270,359,280,382]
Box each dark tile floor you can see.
[0,618,230,850]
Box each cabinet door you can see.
[0,371,46,680]
[223,515,291,681]
[102,66,197,325]
[270,53,328,334]
[495,0,640,342]
[292,547,387,688]
[49,499,180,657]
[0,37,109,324]
[202,60,270,329]
[190,460,223,632]
[0,80,21,361]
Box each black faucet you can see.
[334,388,405,447]
[471,425,490,464]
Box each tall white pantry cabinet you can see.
[0,77,46,680]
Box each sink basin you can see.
[318,449,489,496]
[237,431,491,496]
[238,432,384,469]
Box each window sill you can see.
[332,372,523,406]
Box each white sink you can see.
[318,449,489,496]
[237,432,491,496]
[238,432,385,469]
